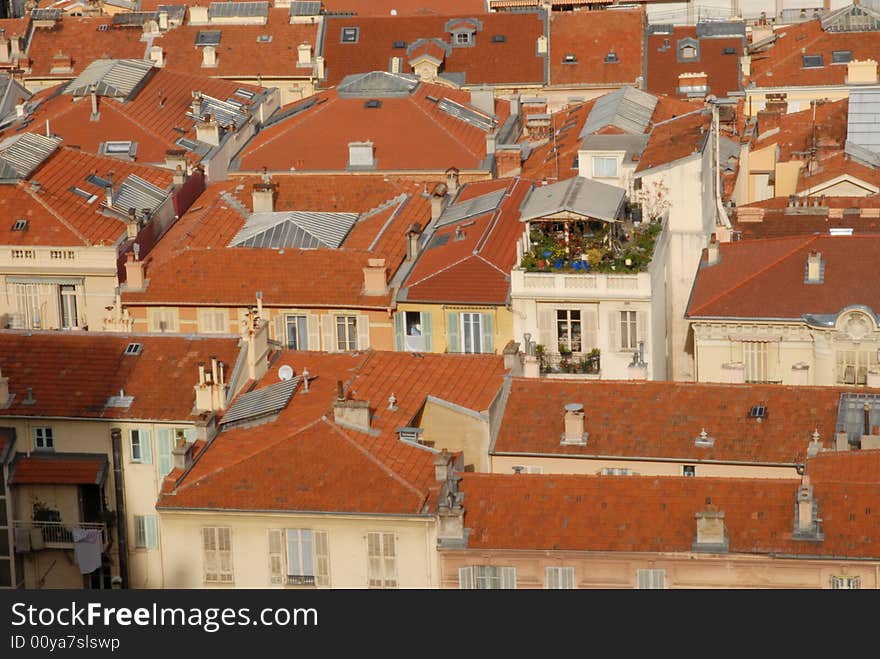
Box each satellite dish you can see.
[278,365,294,381]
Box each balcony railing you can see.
[14,521,108,550]
[539,352,601,376]
[286,574,316,586]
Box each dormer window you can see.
[454,31,472,46]
[341,27,359,43]
[446,17,480,48]
[681,45,697,59]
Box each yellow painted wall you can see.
[774,160,804,198]
[419,400,490,472]
[396,303,514,354]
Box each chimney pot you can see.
[561,402,587,445]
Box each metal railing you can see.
[14,521,107,549]
[286,574,316,586]
[539,352,600,375]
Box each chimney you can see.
[158,10,169,30]
[104,184,113,208]
[348,141,375,169]
[362,258,388,296]
[806,250,823,283]
[437,470,465,547]
[790,362,810,385]
[333,397,372,432]
[194,359,227,413]
[846,59,878,85]
[445,167,460,195]
[756,108,782,135]
[297,42,312,67]
[243,306,269,382]
[509,93,520,116]
[188,4,209,24]
[794,476,823,540]
[315,55,325,79]
[536,34,548,54]
[90,84,99,121]
[196,114,220,146]
[251,182,275,213]
[836,428,850,451]
[201,45,218,68]
[165,149,187,172]
[0,31,9,64]
[469,86,496,117]
[15,102,25,118]
[434,449,452,482]
[0,367,8,407]
[561,403,587,445]
[693,505,728,552]
[171,433,193,472]
[148,45,165,68]
[125,208,139,239]
[485,131,496,156]
[124,252,145,290]
[495,146,522,178]
[173,164,186,186]
[405,223,422,262]
[706,233,720,265]
[9,34,20,58]
[430,183,448,220]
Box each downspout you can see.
[713,101,732,230]
[110,428,129,589]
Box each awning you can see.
[9,453,108,485]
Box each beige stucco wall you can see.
[158,510,438,589]
[440,548,880,589]
[419,399,490,472]
[775,160,804,198]
[801,178,878,197]
[490,454,799,479]
[395,303,514,355]
[744,86,851,117]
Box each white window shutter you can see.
[608,310,619,351]
[140,429,152,465]
[383,533,397,588]
[562,567,574,589]
[203,528,217,581]
[582,307,597,352]
[314,531,330,587]
[501,566,517,589]
[268,529,284,585]
[393,312,405,351]
[322,314,335,352]
[357,315,370,350]
[307,314,319,351]
[446,313,460,353]
[156,428,173,478]
[459,566,474,589]
[637,310,648,352]
[367,532,382,587]
[274,313,285,345]
[480,313,494,353]
[421,312,433,352]
[145,515,159,549]
[218,528,233,582]
[537,305,555,350]
[134,516,146,548]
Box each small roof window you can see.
[124,342,143,356]
[341,27,359,43]
[802,54,824,68]
[12,219,28,231]
[832,50,852,64]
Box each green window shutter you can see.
[393,313,405,351]
[140,429,152,465]
[446,313,460,353]
[145,515,159,549]
[421,312,433,352]
[480,313,494,353]
[156,428,173,479]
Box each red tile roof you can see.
[157,9,319,78]
[5,70,264,166]
[24,17,146,79]
[459,472,880,558]
[797,152,880,194]
[635,109,710,173]
[732,197,880,239]
[493,378,846,464]
[752,98,847,161]
[322,0,487,14]
[646,25,744,98]
[320,12,547,87]
[10,453,107,485]
[549,9,643,87]
[237,83,507,172]
[687,234,880,319]
[401,177,531,304]
[749,19,880,89]
[806,449,880,485]
[0,331,240,420]
[159,349,507,515]
[0,146,173,247]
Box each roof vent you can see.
[694,428,715,447]
[124,342,143,356]
[748,404,767,420]
[604,51,619,63]
[492,34,506,43]
[23,387,36,405]
[364,99,382,109]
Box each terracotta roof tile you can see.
[322,0,486,14]
[549,9,643,87]
[687,234,880,319]
[635,110,710,173]
[320,12,546,87]
[752,98,847,161]
[0,331,239,420]
[493,378,846,464]
[10,452,107,485]
[797,152,880,193]
[732,196,880,239]
[806,449,880,485]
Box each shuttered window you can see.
[129,429,152,464]
[367,532,397,588]
[203,527,233,583]
[197,308,228,334]
[546,566,575,589]
[134,515,159,549]
[268,528,330,587]
[830,575,860,589]
[148,307,179,332]
[459,566,516,589]
[636,568,666,589]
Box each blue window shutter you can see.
[446,313,460,353]
[157,428,173,479]
[421,312,433,352]
[393,312,405,351]
[140,429,153,465]
[480,313,494,353]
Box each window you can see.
[367,532,397,588]
[459,566,517,589]
[802,54,824,68]
[743,341,771,383]
[397,311,429,352]
[129,429,152,464]
[836,349,879,386]
[562,53,577,64]
[604,51,619,64]
[284,315,309,350]
[682,465,696,477]
[134,515,159,549]
[832,50,852,64]
[461,313,482,354]
[637,568,667,589]
[340,27,359,43]
[148,307,179,333]
[592,156,618,178]
[59,285,78,329]
[269,529,330,587]
[197,308,228,334]
[556,309,582,353]
[335,315,358,351]
[124,342,142,356]
[680,45,697,60]
[619,310,638,350]
[34,427,54,451]
[454,32,472,46]
[830,575,860,589]
[203,527,233,583]
[546,566,575,589]
[11,219,27,231]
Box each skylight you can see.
[563,53,577,64]
[802,54,824,68]
[195,30,222,47]
[604,51,619,63]
[124,342,143,356]
[341,27,359,43]
[69,187,98,203]
[12,219,28,231]
[492,34,506,43]
[748,405,767,419]
[392,40,406,49]
[832,50,852,64]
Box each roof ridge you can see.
[19,176,93,246]
[688,234,818,316]
[473,253,509,277]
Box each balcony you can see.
[538,350,601,379]
[14,521,108,550]
[286,574,316,587]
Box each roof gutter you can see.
[155,505,435,520]
[490,450,800,469]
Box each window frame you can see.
[556,308,582,353]
[59,284,78,329]
[636,568,667,589]
[335,315,358,351]
[619,310,638,351]
[203,527,234,584]
[340,27,359,43]
[830,575,860,589]
[546,566,575,589]
[459,565,517,589]
[134,515,159,549]
[367,531,398,589]
[285,314,309,350]
[33,426,54,451]
[460,312,482,354]
[592,155,618,179]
